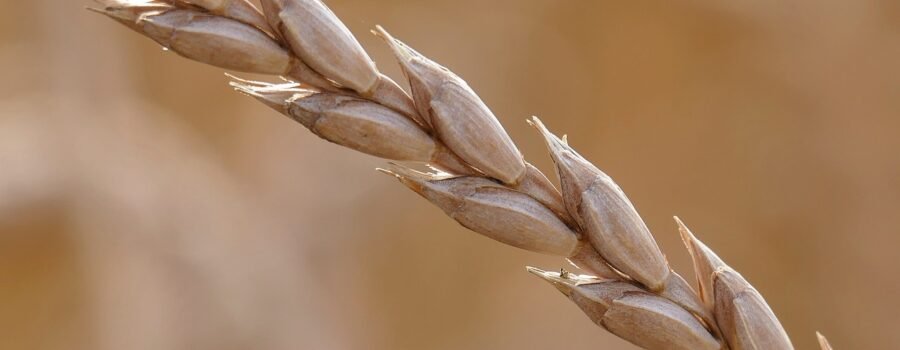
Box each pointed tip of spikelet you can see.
[816,332,833,350]
[526,266,587,297]
[228,75,312,114]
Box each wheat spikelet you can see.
[90,1,825,348]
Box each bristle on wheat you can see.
[531,117,670,292]
[817,332,834,350]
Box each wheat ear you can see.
[91,1,820,349]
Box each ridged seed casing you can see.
[529,269,721,350]
[714,269,794,350]
[678,219,794,350]
[430,81,527,185]
[139,10,291,74]
[388,172,578,256]
[532,118,669,290]
[578,175,671,290]
[377,27,527,185]
[602,294,722,350]
[286,93,437,162]
[261,0,379,93]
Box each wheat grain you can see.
[678,217,793,349]
[373,26,527,185]
[380,167,580,256]
[528,268,721,350]
[91,1,820,349]
[531,117,670,290]
[258,0,420,122]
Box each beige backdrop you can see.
[1,0,898,349]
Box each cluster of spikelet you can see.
[90,1,832,349]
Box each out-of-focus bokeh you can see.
[1,0,898,349]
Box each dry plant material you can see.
[169,0,272,32]
[528,268,720,350]
[375,26,527,185]
[817,332,834,350]
[381,168,579,256]
[532,118,669,290]
[261,0,377,93]
[259,0,418,120]
[676,218,793,349]
[235,82,462,166]
[91,0,826,349]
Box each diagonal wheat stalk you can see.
[90,1,834,349]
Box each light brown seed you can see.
[603,293,722,350]
[528,268,721,350]
[375,26,527,185]
[256,1,420,124]
[260,0,378,94]
[284,63,422,127]
[678,217,793,350]
[382,168,579,256]
[231,80,442,163]
[290,94,437,162]
[567,237,714,330]
[427,80,527,184]
[714,269,794,350]
[94,5,292,74]
[531,117,669,290]
[430,157,574,220]
[532,119,713,326]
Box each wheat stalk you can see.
[89,1,832,349]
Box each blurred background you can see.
[1,0,898,349]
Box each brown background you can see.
[1,0,898,349]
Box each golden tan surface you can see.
[1,1,898,349]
